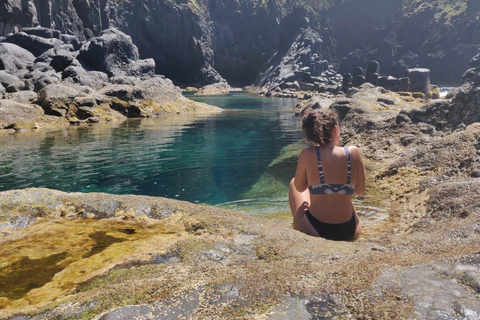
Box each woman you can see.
[289,108,365,240]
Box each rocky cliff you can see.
[1,0,476,87]
[336,0,480,84]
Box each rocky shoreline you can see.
[1,51,480,319]
[0,26,220,134]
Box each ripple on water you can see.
[218,196,390,229]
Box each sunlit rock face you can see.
[1,0,478,87]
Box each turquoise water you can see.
[0,92,302,217]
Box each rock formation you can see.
[0,26,219,132]
[3,52,480,317]
[1,0,476,88]
[341,60,439,98]
[336,0,480,84]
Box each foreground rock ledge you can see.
[1,188,480,319]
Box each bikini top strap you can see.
[344,146,351,184]
[315,147,326,184]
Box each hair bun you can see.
[301,108,339,147]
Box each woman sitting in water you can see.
[289,108,365,240]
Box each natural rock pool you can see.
[0,92,387,225]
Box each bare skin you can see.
[289,125,365,239]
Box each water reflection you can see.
[0,92,388,228]
[0,93,301,207]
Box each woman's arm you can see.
[350,146,366,196]
[294,149,309,192]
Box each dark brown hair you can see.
[302,108,339,147]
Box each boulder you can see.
[20,27,59,39]
[366,72,379,85]
[353,75,366,87]
[34,48,56,64]
[0,100,44,130]
[195,82,230,96]
[4,32,63,57]
[408,68,431,93]
[398,77,410,91]
[37,84,85,116]
[0,71,21,88]
[6,80,25,92]
[352,67,365,78]
[0,42,36,73]
[62,66,108,90]
[125,58,156,77]
[24,69,60,91]
[61,34,82,50]
[77,27,141,77]
[97,84,134,101]
[6,90,37,104]
[50,50,75,72]
[366,60,380,77]
[342,73,353,91]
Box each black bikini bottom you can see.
[305,210,356,241]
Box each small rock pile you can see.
[0,27,216,132]
[342,60,439,99]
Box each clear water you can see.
[0,92,388,226]
[0,92,302,218]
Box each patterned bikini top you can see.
[308,146,355,195]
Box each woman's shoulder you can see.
[301,145,316,154]
[346,145,363,160]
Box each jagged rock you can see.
[254,21,330,93]
[469,52,480,68]
[0,42,36,73]
[34,48,56,64]
[406,100,451,130]
[0,1,39,36]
